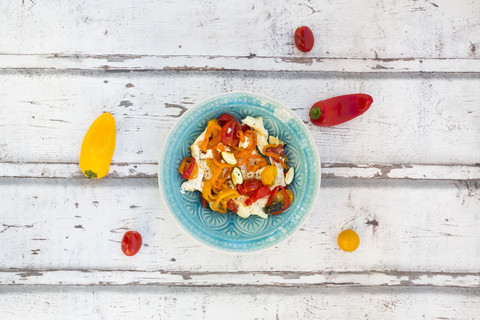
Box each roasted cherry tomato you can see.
[261,165,277,186]
[218,113,238,126]
[294,26,314,52]
[337,229,360,252]
[178,157,198,180]
[245,185,271,206]
[200,195,209,208]
[227,199,238,213]
[121,231,142,256]
[270,188,288,206]
[265,186,290,214]
[236,179,264,196]
[241,124,251,132]
[267,145,285,157]
[220,120,241,146]
[285,189,294,204]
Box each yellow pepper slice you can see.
[202,180,217,202]
[199,119,222,152]
[79,113,116,179]
[211,189,239,213]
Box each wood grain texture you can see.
[1,72,479,166]
[1,0,479,59]
[1,0,480,315]
[3,269,480,288]
[0,178,478,278]
[1,162,480,180]
[3,54,480,73]
[1,286,480,319]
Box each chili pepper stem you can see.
[310,106,322,120]
[84,170,97,179]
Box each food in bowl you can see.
[178,113,295,219]
[159,92,321,252]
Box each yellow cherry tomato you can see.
[261,164,278,186]
[337,229,360,252]
[285,189,294,204]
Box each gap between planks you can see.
[3,269,480,288]
[0,162,479,180]
[1,54,480,73]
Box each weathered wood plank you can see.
[1,0,478,313]
[1,0,479,59]
[1,72,479,166]
[1,286,479,319]
[1,162,480,180]
[2,54,480,73]
[0,178,478,276]
[0,162,157,179]
[3,269,480,288]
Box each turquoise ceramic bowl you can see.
[158,92,321,252]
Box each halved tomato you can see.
[236,179,264,196]
[221,120,241,146]
[218,113,238,126]
[227,199,238,213]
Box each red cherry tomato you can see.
[121,231,142,256]
[220,120,241,146]
[227,199,238,213]
[218,113,238,127]
[236,179,265,196]
[241,124,251,132]
[200,195,209,208]
[267,145,285,157]
[245,185,271,206]
[178,157,198,180]
[294,26,314,52]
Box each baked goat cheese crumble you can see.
[179,114,293,219]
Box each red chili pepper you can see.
[245,186,271,206]
[309,94,373,127]
[266,186,290,214]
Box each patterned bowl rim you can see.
[158,91,321,254]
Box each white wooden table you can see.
[1,0,479,318]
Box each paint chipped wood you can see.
[1,286,480,319]
[1,162,479,180]
[2,54,480,73]
[1,0,479,59]
[0,72,479,166]
[2,269,480,288]
[0,178,478,274]
[1,0,480,317]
